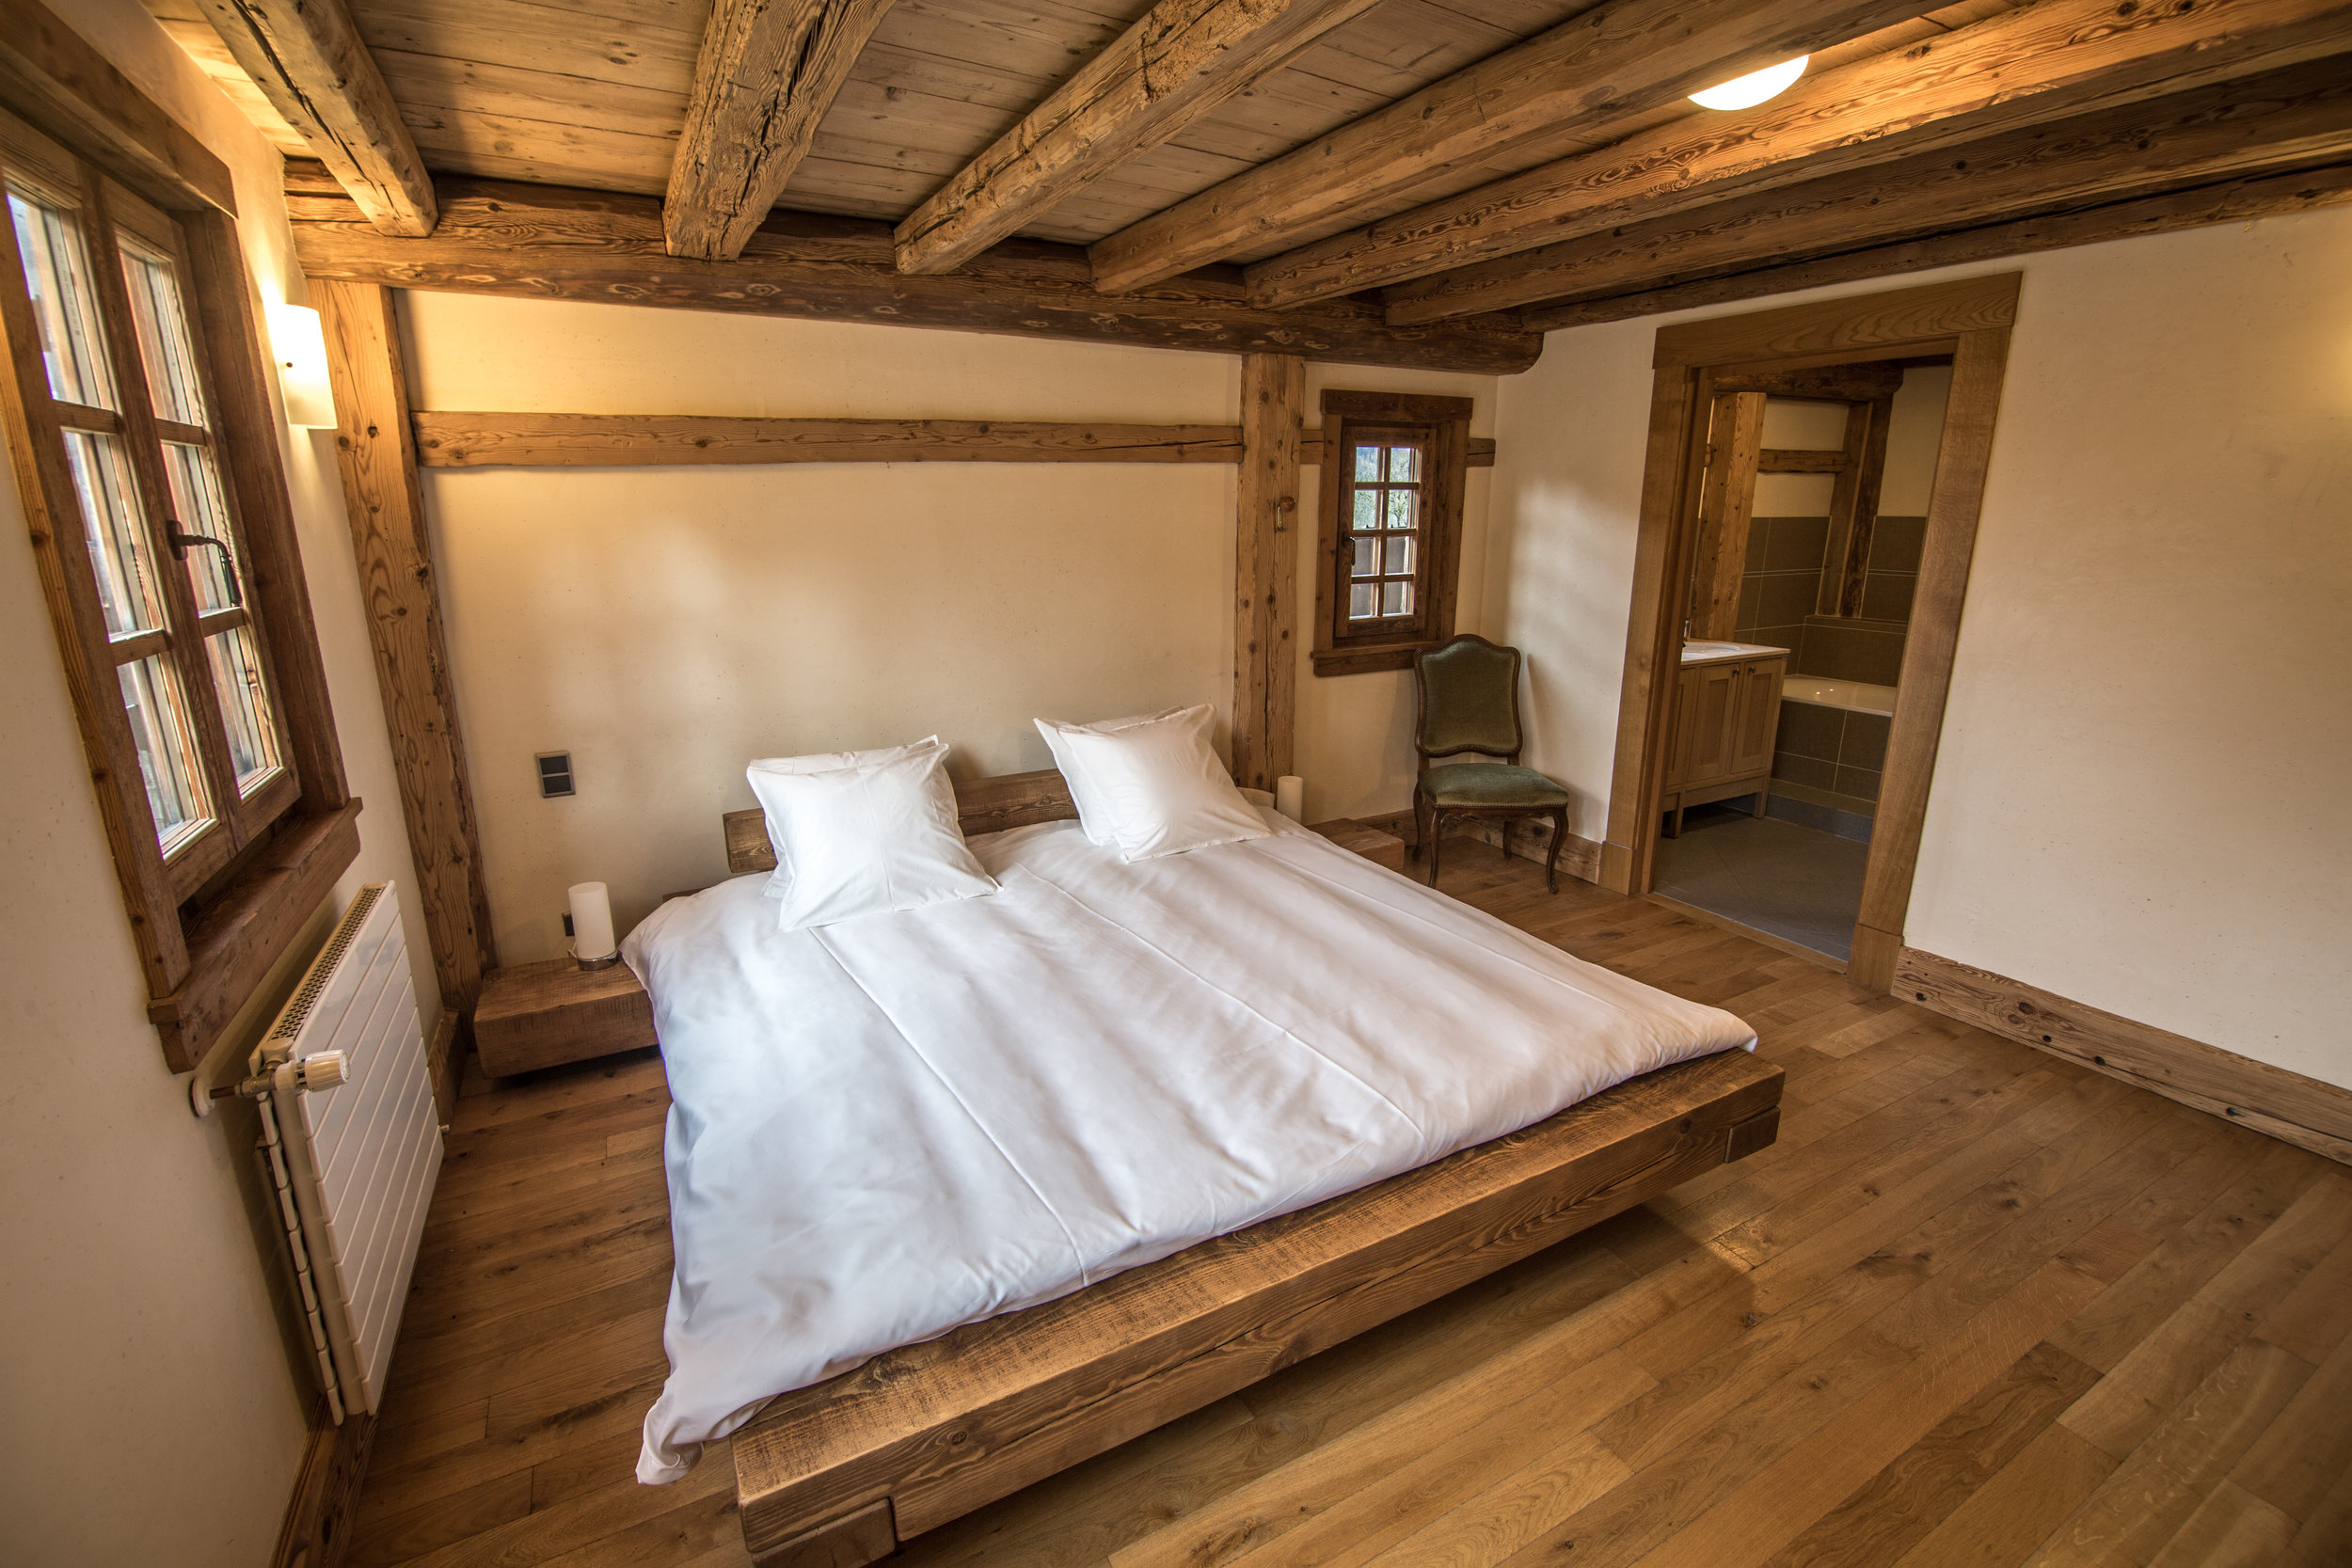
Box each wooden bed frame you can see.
[716,769,1784,1567]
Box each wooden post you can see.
[1819,393,1894,616]
[314,280,497,1011]
[1231,354,1303,793]
[1687,391,1765,641]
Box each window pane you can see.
[1384,489,1416,531]
[119,654,210,851]
[1351,488,1378,531]
[6,191,116,408]
[1383,534,1413,576]
[205,625,280,793]
[1349,582,1375,620]
[163,442,240,611]
[64,430,161,637]
[1351,535,1376,577]
[1353,444,1380,482]
[1389,445,1420,482]
[119,245,207,427]
[1382,579,1411,618]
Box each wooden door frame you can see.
[1597,274,2020,990]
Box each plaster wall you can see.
[1488,207,2352,1087]
[402,294,1495,960]
[0,1,446,1560]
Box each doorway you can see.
[1597,276,2020,990]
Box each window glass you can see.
[163,442,241,611]
[205,625,280,792]
[63,429,160,637]
[119,243,206,426]
[7,191,115,408]
[119,654,209,850]
[1343,436,1426,624]
[1353,444,1380,481]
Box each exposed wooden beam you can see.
[405,410,1496,468]
[1708,363,1906,400]
[1519,161,2352,330]
[1388,56,2352,323]
[1247,0,2352,309]
[192,0,435,236]
[0,0,233,214]
[894,0,1382,277]
[414,413,1249,466]
[1820,393,1891,616]
[1085,0,1947,295]
[314,280,497,1012]
[284,170,1541,375]
[666,0,898,261]
[1756,448,1847,472]
[1689,391,1765,641]
[1231,354,1303,795]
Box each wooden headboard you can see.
[723,768,1078,875]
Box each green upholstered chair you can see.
[1411,634,1572,892]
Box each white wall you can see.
[1487,208,2352,1089]
[0,4,441,1561]
[404,295,1494,960]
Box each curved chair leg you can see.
[1543,807,1567,894]
[1409,791,1429,863]
[1427,809,1444,886]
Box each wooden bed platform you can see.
[718,770,1785,1567]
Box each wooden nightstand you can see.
[474,958,658,1077]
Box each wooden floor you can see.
[350,842,2352,1568]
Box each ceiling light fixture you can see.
[1689,55,1809,111]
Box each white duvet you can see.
[624,809,1754,1483]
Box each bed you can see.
[627,770,1781,1567]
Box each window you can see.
[0,103,352,1070]
[1312,390,1472,675]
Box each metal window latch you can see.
[165,521,242,607]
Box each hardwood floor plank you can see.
[1888,1423,2119,1568]
[2277,1461,2352,1568]
[2226,1317,2352,1521]
[2145,1480,2298,1568]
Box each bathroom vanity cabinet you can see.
[1664,643,1788,836]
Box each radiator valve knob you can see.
[298,1052,349,1093]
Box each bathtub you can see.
[1782,674,1896,716]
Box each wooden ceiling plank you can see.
[1519,161,2352,331]
[1084,0,1950,294]
[284,171,1541,374]
[892,0,1388,277]
[666,0,900,261]
[193,0,437,235]
[1388,54,2352,323]
[1251,0,2352,309]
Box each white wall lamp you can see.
[1689,55,1809,111]
[266,302,337,429]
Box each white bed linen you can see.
[625,809,1755,1483]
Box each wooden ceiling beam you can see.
[1085,0,1949,295]
[281,169,1540,375]
[665,0,898,261]
[1386,55,2352,324]
[1518,161,2352,331]
[892,0,1386,277]
[1248,0,2352,309]
[191,0,435,236]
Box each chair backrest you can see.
[1414,635,1523,763]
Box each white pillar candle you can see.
[568,881,617,962]
[1275,775,1306,823]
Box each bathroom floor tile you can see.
[1653,805,1867,962]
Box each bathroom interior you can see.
[1655,358,1953,962]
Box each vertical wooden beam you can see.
[1851,325,2012,990]
[1687,391,1765,640]
[1819,393,1893,617]
[313,281,496,1009]
[1232,353,1303,793]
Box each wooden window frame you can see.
[0,100,357,1073]
[1311,390,1470,676]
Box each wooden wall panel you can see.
[1231,353,1303,794]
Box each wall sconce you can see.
[266,302,337,429]
[1690,55,1809,111]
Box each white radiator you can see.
[248,882,442,1422]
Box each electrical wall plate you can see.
[536,752,575,798]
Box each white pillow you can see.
[1033,707,1183,845]
[749,736,940,898]
[745,741,997,929]
[1046,704,1271,862]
